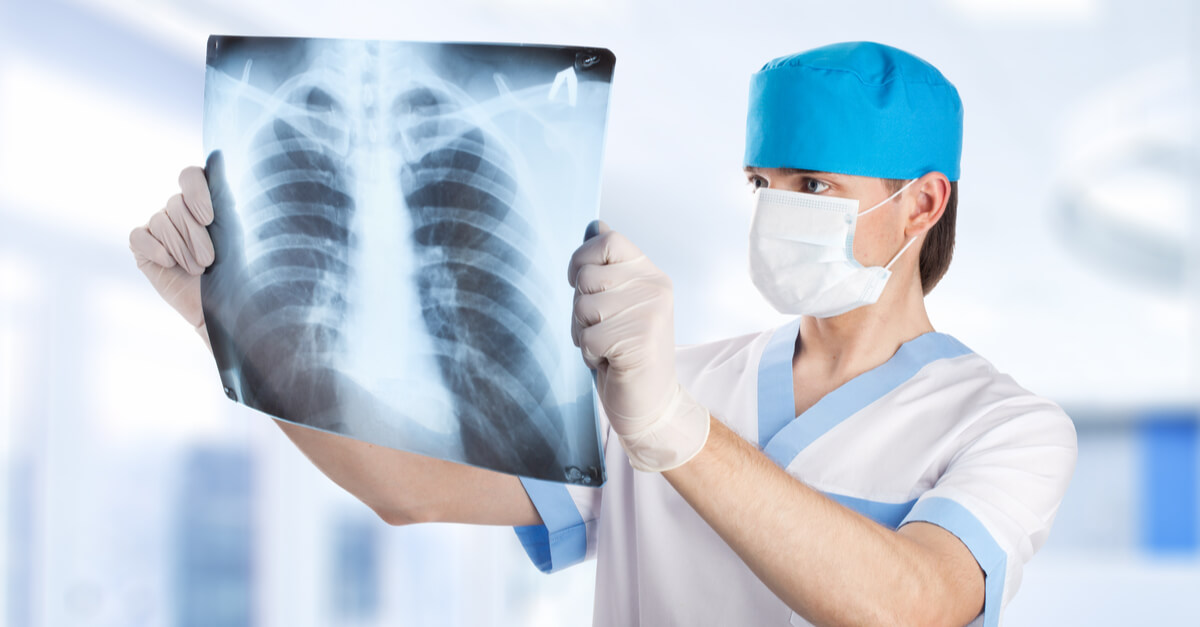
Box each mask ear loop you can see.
[858,177,920,270]
[884,234,919,270]
[857,177,920,217]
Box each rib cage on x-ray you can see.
[201,37,611,484]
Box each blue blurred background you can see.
[0,0,1196,625]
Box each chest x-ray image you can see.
[200,35,614,485]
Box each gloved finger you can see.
[573,287,642,332]
[567,226,645,288]
[577,323,610,371]
[128,224,176,269]
[193,221,215,266]
[178,165,214,225]
[165,193,215,267]
[571,290,583,347]
[577,313,643,372]
[148,209,202,276]
[573,259,644,295]
[158,203,204,276]
[570,288,602,348]
[167,191,215,266]
[568,225,636,287]
[573,291,601,334]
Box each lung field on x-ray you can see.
[230,86,357,429]
[201,37,610,484]
[394,84,571,477]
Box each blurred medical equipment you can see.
[1053,57,1190,291]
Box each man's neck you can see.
[793,277,934,384]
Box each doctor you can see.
[131,41,1077,627]
[541,40,1076,627]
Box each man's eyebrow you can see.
[743,167,838,179]
[783,168,841,178]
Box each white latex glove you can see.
[128,164,215,352]
[567,220,710,472]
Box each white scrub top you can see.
[512,316,1078,627]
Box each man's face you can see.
[743,166,912,270]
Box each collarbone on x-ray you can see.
[201,36,613,485]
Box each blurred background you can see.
[0,0,1196,625]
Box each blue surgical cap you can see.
[744,41,962,181]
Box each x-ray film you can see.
[200,35,613,485]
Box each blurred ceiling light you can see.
[1053,57,1192,291]
[943,0,1099,21]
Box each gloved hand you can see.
[568,220,710,472]
[128,164,215,352]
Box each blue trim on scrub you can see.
[901,497,1007,627]
[759,329,972,469]
[757,317,804,448]
[512,476,589,574]
[824,492,918,529]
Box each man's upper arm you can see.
[421,457,543,527]
[898,520,986,626]
[273,418,541,527]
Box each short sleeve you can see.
[899,399,1078,627]
[512,398,611,574]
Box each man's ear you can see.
[907,172,950,236]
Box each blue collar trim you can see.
[756,319,973,468]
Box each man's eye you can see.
[747,177,767,190]
[804,178,830,194]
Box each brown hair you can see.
[881,177,957,295]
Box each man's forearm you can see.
[271,419,429,524]
[270,419,542,527]
[661,414,949,626]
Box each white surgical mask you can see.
[748,178,919,318]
